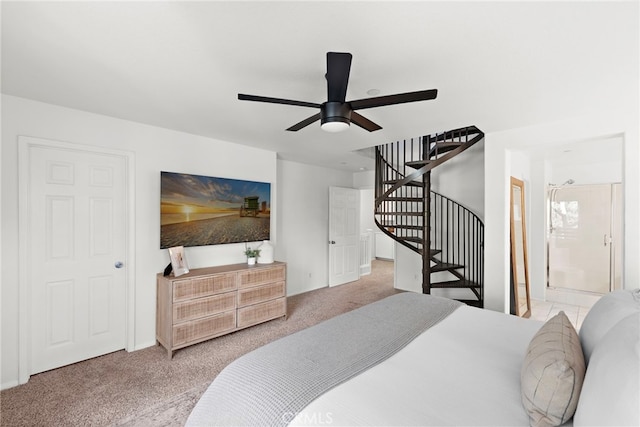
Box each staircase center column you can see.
[422,168,432,294]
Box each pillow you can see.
[521,311,586,427]
[573,312,640,426]
[579,289,640,364]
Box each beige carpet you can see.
[1,260,398,426]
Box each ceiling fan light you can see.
[321,120,350,133]
[321,102,351,132]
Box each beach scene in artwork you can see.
[160,172,270,248]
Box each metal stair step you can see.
[405,160,433,168]
[430,262,464,272]
[427,126,482,144]
[399,236,423,244]
[412,248,444,258]
[430,141,464,148]
[377,224,423,230]
[431,141,465,148]
[383,179,424,187]
[383,197,423,202]
[431,279,481,289]
[405,146,465,169]
[419,249,443,257]
[428,143,464,156]
[374,211,424,217]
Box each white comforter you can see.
[291,305,548,426]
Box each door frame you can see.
[18,136,136,384]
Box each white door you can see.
[329,186,359,286]
[25,141,128,374]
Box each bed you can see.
[186,290,640,427]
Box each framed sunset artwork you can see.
[160,171,271,249]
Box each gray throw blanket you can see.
[186,292,463,427]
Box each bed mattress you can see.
[290,305,547,426]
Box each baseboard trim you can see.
[1,379,20,391]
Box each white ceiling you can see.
[2,1,638,172]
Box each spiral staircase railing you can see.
[374,125,484,306]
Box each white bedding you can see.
[291,305,549,426]
[188,289,640,426]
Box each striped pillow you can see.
[521,311,586,427]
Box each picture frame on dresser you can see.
[168,245,189,277]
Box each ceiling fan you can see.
[238,52,438,133]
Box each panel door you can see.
[329,186,360,286]
[28,144,127,374]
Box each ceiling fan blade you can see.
[350,112,382,132]
[286,112,322,131]
[349,89,438,110]
[326,52,352,103]
[238,93,321,109]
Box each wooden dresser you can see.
[156,261,286,358]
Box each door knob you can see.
[115,261,124,269]
[329,240,336,244]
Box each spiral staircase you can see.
[374,125,485,307]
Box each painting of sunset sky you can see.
[160,171,270,248]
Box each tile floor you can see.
[530,288,603,331]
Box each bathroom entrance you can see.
[547,182,622,294]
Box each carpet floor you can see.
[1,260,398,426]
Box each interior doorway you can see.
[328,186,360,286]
[547,182,623,295]
[18,136,134,384]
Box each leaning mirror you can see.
[510,177,531,318]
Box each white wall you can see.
[359,188,375,232]
[354,170,376,233]
[431,141,485,220]
[550,160,622,186]
[395,244,422,293]
[485,110,639,313]
[276,160,352,296]
[1,95,283,388]
[509,150,531,182]
[529,157,549,301]
[353,169,374,190]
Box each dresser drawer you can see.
[173,273,237,302]
[173,292,236,324]
[237,297,286,328]
[173,310,236,346]
[238,265,286,289]
[237,281,285,308]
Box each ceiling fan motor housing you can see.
[321,102,351,125]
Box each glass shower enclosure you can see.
[547,183,622,294]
